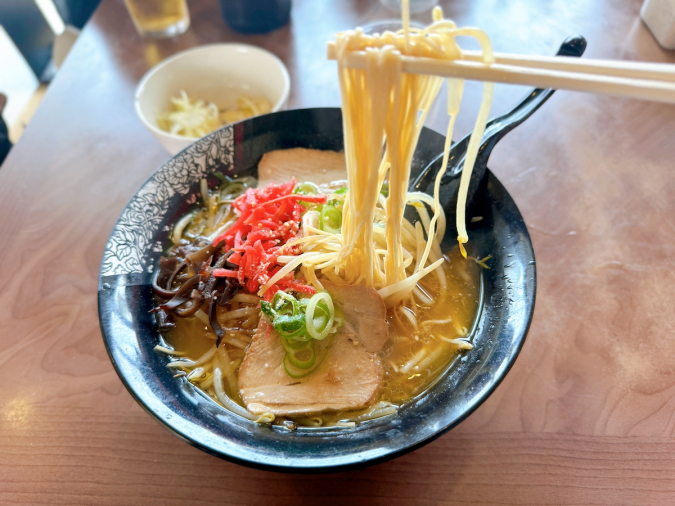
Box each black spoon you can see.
[408,35,587,227]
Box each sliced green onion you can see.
[284,354,316,378]
[283,340,316,369]
[281,338,312,352]
[320,204,342,233]
[277,327,306,340]
[289,348,315,369]
[274,313,306,335]
[305,292,335,340]
[260,300,276,320]
[293,182,319,195]
[272,291,298,316]
[313,315,328,333]
[312,300,331,334]
[263,291,341,383]
[316,300,330,314]
[294,182,320,209]
[380,181,389,198]
[334,187,348,195]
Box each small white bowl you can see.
[135,43,291,154]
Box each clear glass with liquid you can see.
[124,0,190,38]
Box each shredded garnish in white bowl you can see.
[157,91,221,138]
[157,90,272,139]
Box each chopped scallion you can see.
[320,204,342,233]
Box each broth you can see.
[162,242,480,425]
[382,245,480,403]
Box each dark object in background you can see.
[55,0,102,29]
[219,0,291,34]
[0,0,101,82]
[0,94,12,166]
[0,0,54,80]
[52,0,102,29]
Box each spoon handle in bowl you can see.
[462,35,588,180]
[409,35,587,227]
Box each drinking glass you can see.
[124,0,190,38]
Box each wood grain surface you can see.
[1,0,675,504]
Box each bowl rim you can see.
[98,107,536,472]
[133,42,291,143]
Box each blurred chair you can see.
[35,0,85,70]
[0,0,99,152]
[0,0,55,81]
[0,0,100,81]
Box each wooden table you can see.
[2,0,675,503]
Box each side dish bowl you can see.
[98,108,535,472]
[135,43,290,154]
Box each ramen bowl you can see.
[98,108,535,472]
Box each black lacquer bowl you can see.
[98,108,536,472]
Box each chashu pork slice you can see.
[257,148,347,188]
[238,322,382,416]
[238,285,389,416]
[322,281,389,353]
